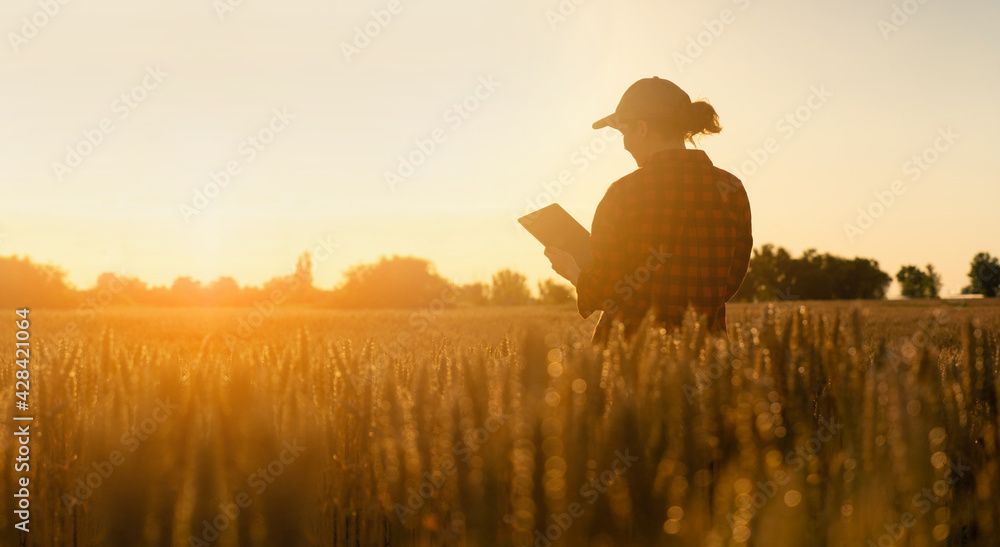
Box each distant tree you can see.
[88,272,148,306]
[537,278,575,305]
[170,276,204,305]
[788,249,836,298]
[734,244,795,301]
[0,255,76,308]
[255,252,322,305]
[926,264,943,297]
[962,252,1000,297]
[733,245,890,301]
[896,264,941,298]
[206,276,242,306]
[490,269,532,306]
[455,282,490,307]
[143,286,173,307]
[331,255,453,308]
[287,252,321,303]
[294,252,313,286]
[836,257,892,300]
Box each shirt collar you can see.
[647,147,712,166]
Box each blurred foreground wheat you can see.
[0,304,997,546]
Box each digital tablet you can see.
[518,203,592,269]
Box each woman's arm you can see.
[722,176,753,299]
[575,187,622,318]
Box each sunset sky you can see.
[1,0,998,296]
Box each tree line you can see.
[0,253,576,309]
[2,246,998,309]
[732,245,999,301]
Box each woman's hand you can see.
[544,247,581,286]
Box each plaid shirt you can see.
[576,148,752,343]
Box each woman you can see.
[545,77,753,345]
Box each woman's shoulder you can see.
[712,167,747,199]
[710,166,751,217]
[712,166,742,185]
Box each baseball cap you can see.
[592,77,692,130]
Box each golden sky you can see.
[1,0,998,295]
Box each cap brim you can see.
[592,113,618,130]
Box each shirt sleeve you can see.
[576,185,621,318]
[724,178,753,299]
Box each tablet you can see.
[518,203,592,269]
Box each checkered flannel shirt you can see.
[575,148,752,342]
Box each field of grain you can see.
[2,300,999,546]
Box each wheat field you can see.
[1,301,998,547]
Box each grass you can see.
[1,300,998,546]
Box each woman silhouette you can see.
[545,77,752,344]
